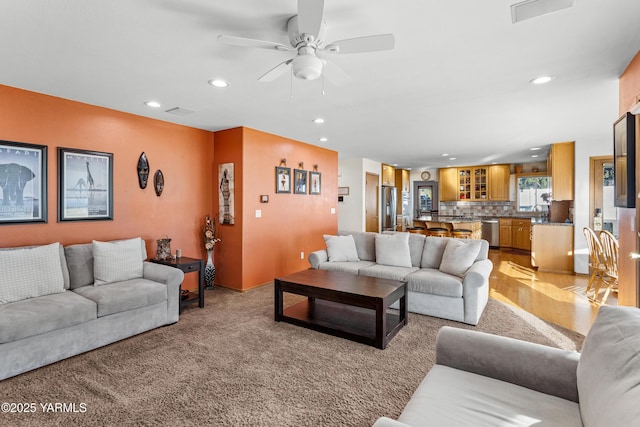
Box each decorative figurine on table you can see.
[203,214,221,290]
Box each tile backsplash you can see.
[440,201,520,217]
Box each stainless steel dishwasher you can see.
[481,219,499,248]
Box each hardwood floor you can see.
[488,248,617,336]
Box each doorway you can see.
[365,173,379,232]
[589,156,618,237]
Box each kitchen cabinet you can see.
[531,224,574,273]
[439,168,458,201]
[499,218,512,248]
[381,164,396,186]
[548,141,574,201]
[488,164,510,201]
[395,169,410,193]
[512,219,531,252]
[458,167,487,200]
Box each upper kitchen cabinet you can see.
[458,167,488,200]
[395,169,410,193]
[488,164,510,201]
[439,167,458,201]
[382,164,396,186]
[548,141,574,201]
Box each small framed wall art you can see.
[58,147,113,221]
[309,171,321,195]
[276,166,291,193]
[294,169,307,194]
[0,140,48,224]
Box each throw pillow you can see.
[324,235,360,262]
[439,239,482,277]
[0,242,65,304]
[93,237,144,286]
[375,233,412,268]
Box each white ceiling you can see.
[1,0,639,169]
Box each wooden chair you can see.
[597,230,619,305]
[582,227,607,299]
[426,227,449,237]
[450,229,472,239]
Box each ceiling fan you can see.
[217,0,395,85]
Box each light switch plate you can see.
[255,209,262,218]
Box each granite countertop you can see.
[414,216,481,223]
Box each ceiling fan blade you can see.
[297,0,324,38]
[321,60,352,86]
[257,59,293,82]
[217,34,294,52]
[324,34,395,54]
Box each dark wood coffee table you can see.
[274,269,407,349]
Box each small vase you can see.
[205,249,215,290]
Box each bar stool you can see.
[426,227,449,237]
[407,227,426,235]
[450,229,473,239]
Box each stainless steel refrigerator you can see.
[381,186,397,231]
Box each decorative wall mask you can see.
[137,152,149,189]
[154,170,164,196]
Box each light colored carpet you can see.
[2,284,583,427]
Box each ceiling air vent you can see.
[511,0,575,24]
[165,107,195,116]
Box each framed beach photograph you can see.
[58,148,113,221]
[276,166,291,194]
[309,171,321,195]
[294,169,307,194]
[0,140,48,224]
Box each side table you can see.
[150,256,204,314]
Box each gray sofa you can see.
[373,305,640,426]
[0,238,184,380]
[308,231,492,325]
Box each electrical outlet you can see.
[330,207,336,214]
[300,251,304,260]
[255,209,262,218]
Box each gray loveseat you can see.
[308,231,492,325]
[0,237,184,380]
[373,305,640,426]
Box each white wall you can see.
[337,157,382,232]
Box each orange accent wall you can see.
[0,85,214,290]
[618,50,640,307]
[213,127,338,291]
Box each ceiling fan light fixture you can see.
[292,53,323,80]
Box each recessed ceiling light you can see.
[313,118,325,124]
[530,75,554,85]
[208,79,229,88]
[442,153,449,157]
[530,147,541,150]
[449,157,457,160]
[145,101,161,108]
[319,137,328,142]
[531,154,539,158]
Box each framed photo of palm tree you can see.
[58,147,113,221]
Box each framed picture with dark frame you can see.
[613,112,636,208]
[0,140,47,224]
[275,166,291,193]
[309,171,321,195]
[58,147,113,221]
[294,169,307,194]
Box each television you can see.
[613,112,636,208]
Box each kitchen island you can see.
[413,216,482,239]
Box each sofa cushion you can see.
[339,230,376,261]
[0,291,97,343]
[405,268,463,298]
[358,264,418,281]
[375,233,412,268]
[439,239,482,277]
[318,260,376,275]
[420,237,450,268]
[64,242,96,289]
[0,243,71,290]
[0,242,66,304]
[398,365,582,427]
[73,278,167,317]
[577,305,640,427]
[93,238,144,286]
[323,234,360,262]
